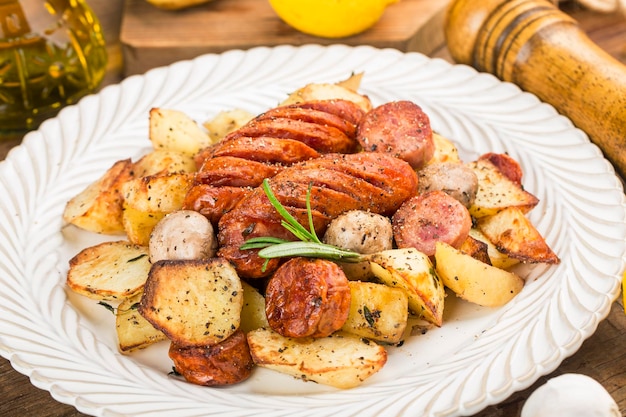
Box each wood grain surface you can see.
[0,1,624,416]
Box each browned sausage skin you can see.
[392,190,472,257]
[168,330,254,386]
[357,100,435,170]
[217,152,418,278]
[265,258,351,338]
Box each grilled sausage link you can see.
[185,100,364,224]
[217,152,419,279]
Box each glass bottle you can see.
[0,0,107,136]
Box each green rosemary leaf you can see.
[262,179,316,242]
[305,183,322,244]
[258,241,364,262]
[240,236,290,250]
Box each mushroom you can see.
[148,210,217,263]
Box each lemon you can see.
[269,0,398,39]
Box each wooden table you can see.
[0,1,624,416]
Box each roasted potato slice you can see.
[341,281,408,344]
[428,133,461,164]
[66,240,150,301]
[368,248,445,327]
[132,150,197,177]
[122,206,166,246]
[122,172,194,213]
[239,281,269,334]
[116,291,167,353]
[139,258,243,348]
[247,328,387,389]
[280,82,372,112]
[476,207,560,264]
[62,158,133,234]
[203,109,255,142]
[468,228,520,270]
[149,108,213,156]
[459,234,492,265]
[467,158,539,218]
[435,241,524,307]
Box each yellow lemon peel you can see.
[269,0,399,39]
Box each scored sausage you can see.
[357,100,435,170]
[392,190,472,257]
[169,330,254,386]
[265,257,351,338]
[217,152,419,278]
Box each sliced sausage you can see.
[169,330,254,386]
[265,258,351,338]
[357,100,435,169]
[182,184,252,226]
[295,99,366,126]
[196,156,282,187]
[255,106,358,138]
[208,136,321,165]
[392,190,472,257]
[217,152,418,278]
[223,117,358,154]
[417,162,479,208]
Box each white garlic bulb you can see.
[521,373,620,417]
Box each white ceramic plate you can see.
[0,45,624,417]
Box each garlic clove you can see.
[521,373,620,417]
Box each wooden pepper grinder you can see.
[445,0,626,179]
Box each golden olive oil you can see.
[0,0,107,135]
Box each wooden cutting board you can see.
[120,0,449,76]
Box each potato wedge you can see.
[66,240,150,300]
[132,150,197,177]
[459,234,492,265]
[203,109,255,142]
[368,248,445,327]
[468,228,520,270]
[341,281,408,344]
[122,205,166,246]
[63,159,133,234]
[139,258,243,348]
[280,82,372,112]
[247,328,387,389]
[122,172,194,213]
[477,207,560,264]
[467,158,539,218]
[428,133,461,164]
[149,108,213,156]
[116,291,167,353]
[434,241,524,307]
[239,281,269,333]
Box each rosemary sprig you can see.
[239,179,365,266]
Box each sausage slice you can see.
[357,100,435,169]
[265,258,351,338]
[392,190,472,257]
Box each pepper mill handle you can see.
[445,0,626,179]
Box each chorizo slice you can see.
[265,258,351,338]
[196,156,282,187]
[357,100,435,169]
[224,118,358,154]
[182,184,252,226]
[392,190,472,257]
[169,330,254,386]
